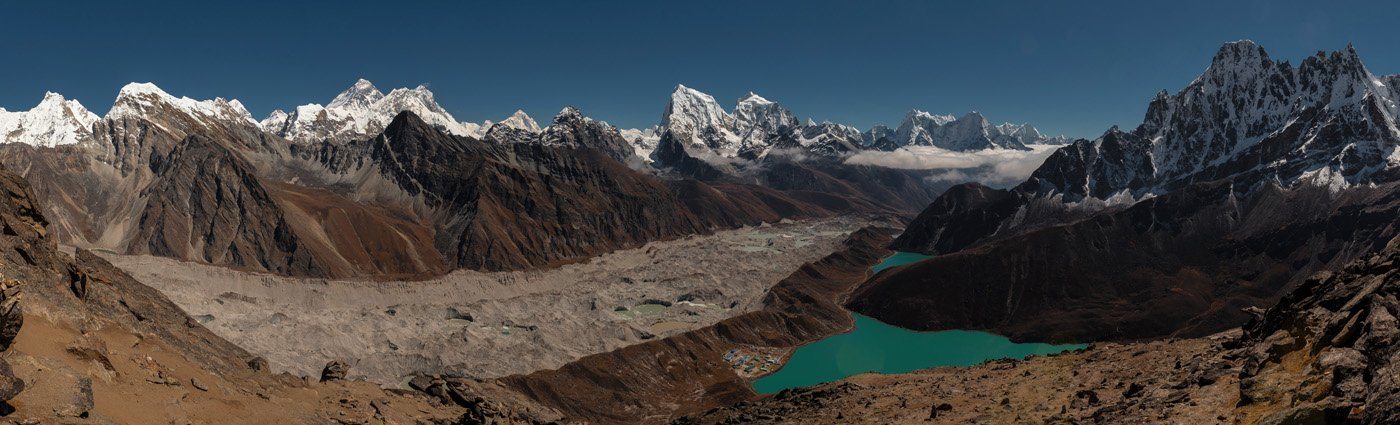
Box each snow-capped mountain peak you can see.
[732,91,799,147]
[260,109,290,132]
[661,85,735,135]
[262,79,471,143]
[906,109,957,126]
[557,106,581,117]
[108,82,257,126]
[327,78,384,110]
[646,84,1066,167]
[498,109,541,133]
[737,91,773,105]
[658,84,742,155]
[0,91,102,147]
[887,109,1055,151]
[1025,41,1400,204]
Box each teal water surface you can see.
[751,252,1086,394]
[869,251,931,274]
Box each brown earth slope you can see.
[0,163,543,423]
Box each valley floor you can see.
[95,217,877,386]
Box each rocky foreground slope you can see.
[686,235,1400,424]
[0,162,524,422]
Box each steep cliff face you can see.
[853,181,1399,343]
[127,134,330,277]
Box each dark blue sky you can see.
[3,0,1397,137]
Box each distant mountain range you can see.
[630,84,1070,163]
[0,75,1005,278]
[1,78,1071,164]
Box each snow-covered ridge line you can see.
[644,83,1073,162]
[260,79,541,144]
[3,82,266,147]
[2,79,1071,153]
[1022,40,1400,203]
[110,82,259,126]
[0,79,546,148]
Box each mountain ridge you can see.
[857,41,1400,347]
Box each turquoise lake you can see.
[869,251,932,274]
[751,252,1087,394]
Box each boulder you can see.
[320,360,350,382]
[247,356,270,372]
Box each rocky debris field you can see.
[100,216,877,386]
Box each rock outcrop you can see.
[320,360,349,382]
[1234,235,1400,423]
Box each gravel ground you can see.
[99,217,875,386]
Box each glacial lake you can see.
[869,251,932,274]
[751,252,1087,394]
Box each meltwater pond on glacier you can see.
[752,252,1087,394]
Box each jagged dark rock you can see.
[1235,236,1400,423]
[320,360,349,382]
[538,106,639,165]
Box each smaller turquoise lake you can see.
[751,252,1087,394]
[869,251,932,274]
